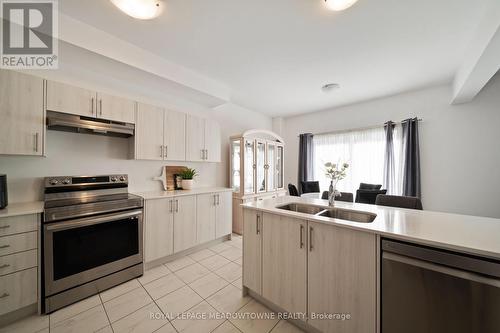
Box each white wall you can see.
[282,73,500,218]
[0,43,272,203]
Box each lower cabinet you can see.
[144,199,174,262]
[307,221,377,333]
[196,193,217,244]
[262,213,307,314]
[242,210,377,333]
[215,191,232,238]
[173,196,197,253]
[243,209,262,294]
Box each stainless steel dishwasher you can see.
[382,239,500,333]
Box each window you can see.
[313,126,402,194]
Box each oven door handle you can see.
[383,252,500,288]
[45,210,143,231]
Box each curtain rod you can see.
[299,118,423,137]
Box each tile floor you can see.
[0,234,304,333]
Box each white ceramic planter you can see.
[182,179,194,190]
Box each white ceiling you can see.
[59,0,488,117]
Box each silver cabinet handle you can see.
[99,99,103,116]
[201,149,204,160]
[0,264,10,269]
[175,200,179,213]
[91,97,94,115]
[256,214,260,235]
[206,149,209,160]
[213,194,217,206]
[33,133,39,152]
[309,227,314,251]
[0,225,10,229]
[216,194,220,205]
[160,145,163,158]
[164,145,168,159]
[169,199,173,213]
[0,245,10,249]
[0,293,9,299]
[300,224,304,249]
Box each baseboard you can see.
[0,303,37,328]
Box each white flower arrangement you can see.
[324,162,349,181]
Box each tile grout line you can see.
[98,293,115,333]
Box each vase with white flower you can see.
[324,162,349,206]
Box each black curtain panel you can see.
[383,121,396,194]
[298,133,314,194]
[402,118,421,198]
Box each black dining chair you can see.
[375,194,423,210]
[288,184,299,196]
[321,191,354,203]
[300,181,320,194]
[355,183,387,204]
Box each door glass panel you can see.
[244,140,255,194]
[256,141,266,192]
[277,146,284,189]
[52,217,139,280]
[231,139,241,193]
[267,144,276,191]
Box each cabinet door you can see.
[0,70,44,156]
[262,213,307,314]
[135,103,164,160]
[173,195,197,253]
[96,92,136,123]
[215,191,232,238]
[266,143,276,191]
[276,144,284,190]
[242,209,262,294]
[204,119,221,162]
[308,221,377,333]
[164,109,186,161]
[186,115,205,161]
[46,80,95,117]
[255,140,267,193]
[196,193,216,244]
[243,139,256,195]
[144,199,174,262]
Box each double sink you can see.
[277,203,376,223]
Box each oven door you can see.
[44,209,143,296]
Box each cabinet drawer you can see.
[0,250,37,276]
[0,267,37,315]
[0,214,38,237]
[0,232,37,256]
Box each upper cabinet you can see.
[186,115,221,162]
[0,70,44,156]
[134,103,186,161]
[46,80,135,124]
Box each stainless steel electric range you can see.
[42,174,144,313]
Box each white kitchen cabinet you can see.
[96,92,136,124]
[196,193,217,244]
[243,209,262,294]
[0,267,37,316]
[0,70,44,156]
[215,191,232,238]
[173,195,197,253]
[262,213,307,314]
[186,115,206,162]
[45,80,135,123]
[144,199,174,262]
[307,221,377,333]
[204,119,221,162]
[164,109,186,161]
[46,80,96,117]
[135,103,164,160]
[186,115,221,162]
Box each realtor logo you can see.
[1,0,58,69]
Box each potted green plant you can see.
[180,168,197,190]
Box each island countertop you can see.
[242,196,500,260]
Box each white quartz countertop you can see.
[242,196,500,260]
[0,201,44,218]
[134,187,233,200]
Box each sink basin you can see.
[276,203,325,215]
[317,208,377,223]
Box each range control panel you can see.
[44,174,128,187]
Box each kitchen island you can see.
[241,196,500,333]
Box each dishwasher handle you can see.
[383,252,500,289]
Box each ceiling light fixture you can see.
[110,0,163,20]
[322,83,340,92]
[324,0,359,11]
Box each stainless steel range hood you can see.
[46,111,134,138]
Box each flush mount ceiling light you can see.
[324,0,359,11]
[110,0,163,20]
[322,83,340,92]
